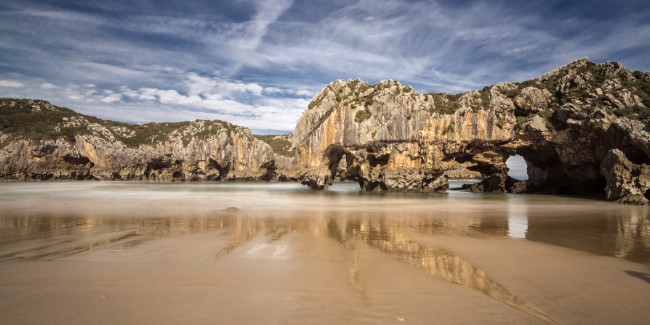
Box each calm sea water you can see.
[0,181,648,264]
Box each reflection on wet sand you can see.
[1,199,649,266]
[214,213,261,259]
[0,212,581,323]
[1,182,649,264]
[525,204,650,264]
[326,218,555,323]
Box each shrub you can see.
[355,109,372,122]
[442,122,455,135]
[255,134,293,157]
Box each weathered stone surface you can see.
[2,59,650,204]
[601,149,650,204]
[514,87,550,113]
[506,177,528,194]
[290,59,650,203]
[291,78,515,192]
[526,115,548,133]
[0,99,276,182]
[382,169,448,192]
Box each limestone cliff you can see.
[3,59,650,204]
[0,99,276,181]
[291,59,650,204]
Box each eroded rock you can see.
[0,100,276,182]
[290,59,650,202]
[514,87,550,113]
[601,149,650,204]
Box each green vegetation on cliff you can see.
[307,60,650,125]
[254,134,293,157]
[355,109,372,122]
[0,99,79,144]
[0,99,246,148]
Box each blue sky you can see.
[1,0,649,133]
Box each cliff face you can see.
[3,59,650,204]
[0,99,276,181]
[292,59,650,204]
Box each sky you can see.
[1,0,649,133]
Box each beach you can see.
[0,182,649,324]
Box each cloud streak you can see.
[1,0,649,132]
[0,80,24,88]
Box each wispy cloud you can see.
[40,83,59,90]
[1,0,649,132]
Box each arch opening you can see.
[506,155,528,181]
[322,144,361,190]
[504,155,529,194]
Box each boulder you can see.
[514,87,549,113]
[600,149,650,204]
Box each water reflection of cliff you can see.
[324,217,555,323]
[0,200,648,264]
[525,206,650,263]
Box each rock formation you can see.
[2,59,649,204]
[0,99,276,181]
[290,59,650,204]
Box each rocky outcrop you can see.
[2,59,650,204]
[290,79,514,191]
[0,99,276,182]
[254,133,294,181]
[291,59,650,203]
[601,149,650,204]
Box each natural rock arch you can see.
[291,59,650,203]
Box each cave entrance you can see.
[506,155,528,181]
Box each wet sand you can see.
[0,183,649,324]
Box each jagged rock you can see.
[557,103,585,123]
[290,59,650,202]
[3,58,650,204]
[0,99,276,182]
[526,115,548,133]
[292,77,514,192]
[514,87,550,113]
[382,169,448,192]
[607,118,650,160]
[298,167,330,190]
[508,181,528,194]
[605,93,625,109]
[601,149,650,204]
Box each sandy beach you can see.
[0,183,649,324]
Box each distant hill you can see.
[0,99,278,182]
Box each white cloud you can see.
[58,68,313,131]
[100,93,122,103]
[185,73,264,97]
[0,80,24,88]
[221,80,264,97]
[40,83,59,90]
[246,0,295,50]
